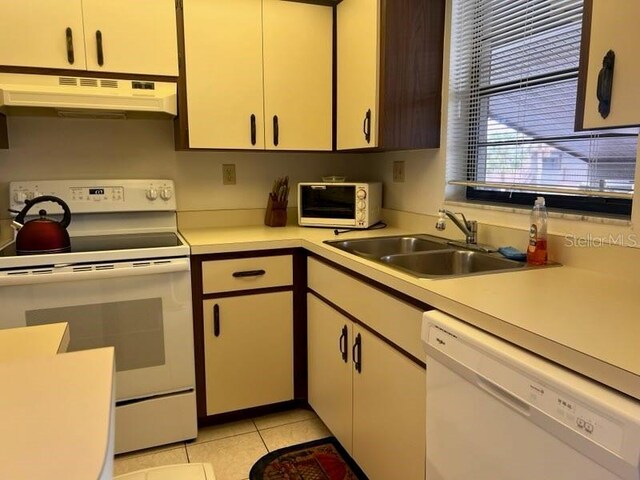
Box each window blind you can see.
[447,0,638,203]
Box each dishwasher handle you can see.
[476,374,531,417]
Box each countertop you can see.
[0,322,69,362]
[181,225,640,402]
[0,324,115,480]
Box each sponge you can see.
[497,246,527,261]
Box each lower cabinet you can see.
[202,291,293,416]
[308,293,426,480]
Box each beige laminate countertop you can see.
[0,324,115,480]
[181,225,640,402]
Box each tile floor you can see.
[113,408,331,480]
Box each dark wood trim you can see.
[203,285,292,300]
[575,0,593,131]
[308,289,426,370]
[332,6,338,152]
[292,249,309,399]
[379,0,445,150]
[0,65,178,82]
[190,256,207,419]
[0,114,8,149]
[307,252,434,311]
[174,0,190,150]
[196,400,310,428]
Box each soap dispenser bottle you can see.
[527,196,548,265]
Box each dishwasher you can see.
[422,310,640,480]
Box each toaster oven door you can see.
[299,185,356,225]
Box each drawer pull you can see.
[213,304,220,337]
[353,333,362,373]
[232,269,266,278]
[339,325,348,363]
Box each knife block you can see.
[264,196,288,227]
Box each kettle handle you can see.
[14,195,72,229]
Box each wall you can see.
[0,115,369,221]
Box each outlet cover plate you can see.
[222,164,236,185]
[393,160,405,183]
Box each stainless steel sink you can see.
[327,235,450,259]
[324,234,531,278]
[380,250,525,277]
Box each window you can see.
[447,0,637,215]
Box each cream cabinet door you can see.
[352,325,426,480]
[0,0,86,70]
[262,0,333,150]
[183,0,264,149]
[82,0,178,76]
[203,292,293,416]
[307,294,353,451]
[336,0,380,150]
[580,0,640,129]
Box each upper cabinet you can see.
[81,0,179,76]
[576,0,640,130]
[336,0,446,151]
[0,0,178,77]
[181,0,333,150]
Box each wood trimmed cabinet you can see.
[0,0,178,76]
[307,256,427,480]
[336,0,446,150]
[191,250,307,422]
[575,0,640,130]
[180,0,333,150]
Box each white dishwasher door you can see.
[422,310,640,480]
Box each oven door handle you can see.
[0,258,190,287]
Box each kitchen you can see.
[1,0,640,479]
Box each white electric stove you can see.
[0,179,197,454]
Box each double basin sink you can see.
[325,234,527,278]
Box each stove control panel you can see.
[9,179,177,214]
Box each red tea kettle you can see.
[12,195,72,255]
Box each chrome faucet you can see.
[436,209,478,245]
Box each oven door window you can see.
[27,298,165,372]
[301,185,355,219]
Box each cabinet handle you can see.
[339,325,348,363]
[213,304,220,337]
[363,109,371,144]
[232,269,266,278]
[353,333,362,373]
[96,30,104,66]
[596,50,615,119]
[65,27,75,64]
[273,115,279,146]
[250,114,257,146]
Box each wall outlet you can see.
[222,164,236,185]
[393,160,405,183]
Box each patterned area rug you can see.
[249,437,368,480]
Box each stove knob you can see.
[356,188,367,200]
[160,187,173,201]
[146,187,158,201]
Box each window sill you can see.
[444,200,632,228]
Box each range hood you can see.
[0,73,177,118]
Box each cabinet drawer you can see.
[308,257,425,361]
[202,255,292,294]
